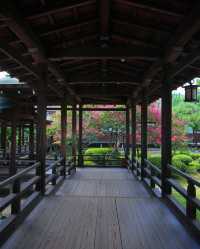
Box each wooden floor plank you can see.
[2,168,200,249]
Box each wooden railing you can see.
[131,157,200,233]
[0,156,73,245]
[0,162,41,245]
[166,164,200,223]
[143,159,162,194]
[132,158,141,178]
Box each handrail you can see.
[168,164,200,187]
[145,159,161,175]
[0,162,40,188]
[46,158,63,171]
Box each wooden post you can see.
[18,125,22,154]
[61,99,67,177]
[141,92,148,180]
[36,90,47,194]
[161,78,172,196]
[29,122,34,159]
[131,101,136,168]
[10,110,20,214]
[36,63,48,194]
[78,105,83,167]
[10,112,17,176]
[72,104,77,166]
[21,124,25,147]
[125,106,130,160]
[1,124,7,159]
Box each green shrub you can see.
[148,155,161,168]
[189,153,200,161]
[172,158,186,170]
[188,161,200,172]
[84,147,121,166]
[172,154,192,165]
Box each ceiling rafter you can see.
[0,1,80,101]
[133,1,200,100]
[26,0,96,20]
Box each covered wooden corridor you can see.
[2,168,200,249]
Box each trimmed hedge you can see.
[148,153,199,174]
[84,147,121,166]
[148,155,161,168]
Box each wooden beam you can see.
[48,46,160,61]
[0,1,80,101]
[72,104,77,167]
[161,76,172,197]
[39,19,98,37]
[36,80,47,194]
[141,91,147,180]
[99,0,110,36]
[1,124,7,158]
[26,0,96,20]
[133,2,200,99]
[9,110,17,176]
[78,105,83,167]
[125,106,130,160]
[115,0,184,18]
[29,121,34,159]
[131,101,136,166]
[61,99,67,176]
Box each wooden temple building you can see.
[0,0,200,248]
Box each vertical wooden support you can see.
[161,78,172,196]
[141,92,148,180]
[10,112,17,176]
[18,125,22,154]
[36,90,47,194]
[29,122,34,159]
[1,124,7,158]
[186,181,196,219]
[131,101,136,168]
[21,125,25,147]
[78,105,83,167]
[125,106,130,160]
[72,104,77,166]
[61,99,67,177]
[10,110,20,214]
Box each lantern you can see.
[184,84,198,102]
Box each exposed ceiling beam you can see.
[99,0,110,37]
[115,0,184,18]
[26,0,96,20]
[133,2,200,99]
[112,19,171,36]
[39,19,98,37]
[48,46,160,61]
[0,1,80,101]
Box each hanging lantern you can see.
[184,84,198,102]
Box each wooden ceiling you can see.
[0,0,200,106]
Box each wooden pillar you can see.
[131,101,136,166]
[10,112,17,176]
[36,91,47,194]
[61,100,67,176]
[29,122,34,159]
[18,125,22,154]
[161,78,172,196]
[1,124,7,158]
[72,104,77,166]
[21,125,25,146]
[78,105,83,166]
[141,92,148,180]
[125,106,130,160]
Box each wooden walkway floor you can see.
[2,168,200,249]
